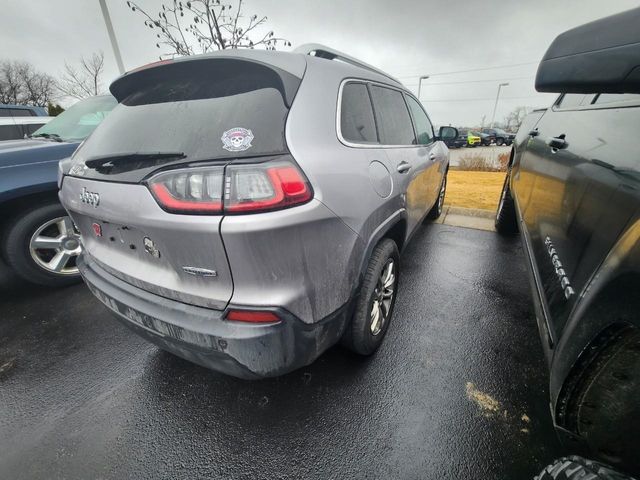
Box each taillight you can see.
[147,160,312,215]
[225,309,280,323]
[148,166,224,214]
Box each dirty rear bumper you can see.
[78,254,351,379]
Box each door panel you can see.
[515,100,640,337]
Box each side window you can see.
[340,82,378,144]
[593,93,640,106]
[405,95,434,145]
[555,94,595,110]
[369,85,416,145]
[0,125,22,141]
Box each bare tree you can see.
[0,60,56,106]
[503,106,530,131]
[57,52,105,100]
[126,0,290,59]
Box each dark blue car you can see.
[0,95,116,286]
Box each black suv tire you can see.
[535,456,636,480]
[495,168,518,235]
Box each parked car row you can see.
[444,126,515,148]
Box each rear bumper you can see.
[79,254,351,379]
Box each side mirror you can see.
[438,126,458,141]
[536,7,640,94]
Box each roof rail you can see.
[294,43,401,85]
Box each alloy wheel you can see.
[29,216,81,275]
[370,259,396,336]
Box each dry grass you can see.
[456,151,511,172]
[445,170,506,211]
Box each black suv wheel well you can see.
[384,218,407,252]
[555,274,640,471]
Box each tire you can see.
[495,168,518,235]
[496,138,505,146]
[427,173,447,220]
[343,239,399,356]
[2,202,82,287]
[535,456,636,480]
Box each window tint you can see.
[0,124,23,141]
[593,93,640,105]
[369,85,416,145]
[340,83,377,143]
[556,94,592,109]
[405,95,433,145]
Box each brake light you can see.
[147,160,312,215]
[225,309,280,323]
[225,162,312,213]
[148,166,224,214]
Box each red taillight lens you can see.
[224,162,312,213]
[225,309,280,323]
[148,166,224,214]
[147,160,312,215]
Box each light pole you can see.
[99,0,126,75]
[417,75,430,100]
[490,82,509,127]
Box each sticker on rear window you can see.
[221,127,254,152]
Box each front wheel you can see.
[427,173,447,220]
[2,202,82,287]
[535,456,635,480]
[495,168,518,235]
[343,239,399,356]
[496,138,505,146]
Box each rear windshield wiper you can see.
[84,152,186,174]
[31,132,63,142]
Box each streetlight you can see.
[490,82,509,128]
[99,0,126,75]
[417,75,430,100]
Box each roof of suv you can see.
[112,46,405,101]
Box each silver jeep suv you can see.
[59,45,456,379]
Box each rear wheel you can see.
[535,456,634,480]
[496,137,505,146]
[495,168,518,235]
[427,173,447,220]
[2,202,82,287]
[343,239,399,356]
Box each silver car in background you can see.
[59,45,457,378]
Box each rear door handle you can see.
[397,161,411,174]
[429,152,437,161]
[547,135,568,150]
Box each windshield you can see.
[33,95,117,142]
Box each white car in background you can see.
[0,116,53,141]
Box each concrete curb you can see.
[434,205,496,232]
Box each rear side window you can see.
[0,108,34,117]
[593,93,640,106]
[340,83,377,144]
[555,94,594,109]
[405,95,434,145]
[0,124,23,141]
[369,85,416,146]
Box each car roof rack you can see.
[294,43,401,85]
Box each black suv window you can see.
[340,82,377,144]
[369,85,416,146]
[405,95,434,145]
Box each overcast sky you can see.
[1,0,638,126]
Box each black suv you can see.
[496,7,640,478]
[481,127,510,146]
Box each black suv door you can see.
[514,93,640,341]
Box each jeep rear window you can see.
[71,59,302,183]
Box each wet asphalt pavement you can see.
[0,223,562,479]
